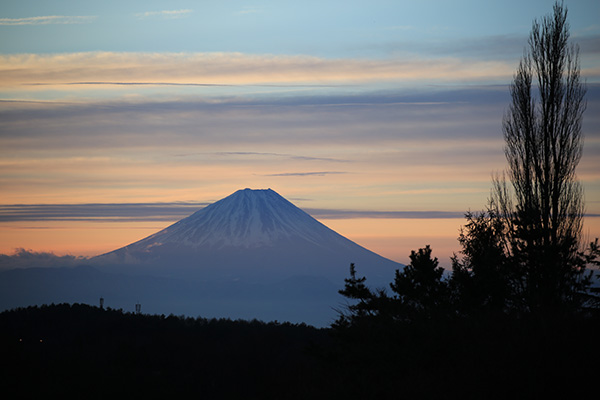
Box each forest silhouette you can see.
[2,300,599,399]
[329,3,600,398]
[2,3,600,399]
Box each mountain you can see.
[94,188,400,286]
[1,189,402,326]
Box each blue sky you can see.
[2,0,599,58]
[0,0,599,266]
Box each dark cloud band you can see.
[0,202,468,222]
[1,203,598,223]
[0,203,208,222]
[261,171,347,177]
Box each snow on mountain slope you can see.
[94,189,400,285]
[134,188,353,250]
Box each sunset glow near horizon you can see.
[1,0,599,268]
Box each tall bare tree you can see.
[492,1,590,314]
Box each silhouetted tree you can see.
[490,1,596,315]
[449,209,526,315]
[336,246,449,327]
[334,263,391,328]
[390,245,448,320]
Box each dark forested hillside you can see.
[2,303,600,399]
[0,304,329,399]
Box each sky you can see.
[1,0,599,268]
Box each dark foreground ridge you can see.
[2,303,600,399]
[1,303,328,399]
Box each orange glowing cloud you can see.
[0,52,515,90]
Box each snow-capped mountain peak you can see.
[136,188,348,249]
[95,188,399,285]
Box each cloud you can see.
[5,84,595,155]
[0,203,208,222]
[28,81,339,89]
[0,51,517,90]
[0,89,510,153]
[261,171,347,177]
[42,81,235,87]
[308,210,600,220]
[4,50,594,95]
[209,152,348,163]
[0,84,597,216]
[0,15,96,25]
[10,202,591,223]
[306,209,467,219]
[0,248,88,270]
[135,9,193,19]
[238,7,261,15]
[577,34,600,56]
[0,202,470,223]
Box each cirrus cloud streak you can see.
[0,52,516,90]
[0,15,96,26]
[134,9,193,19]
